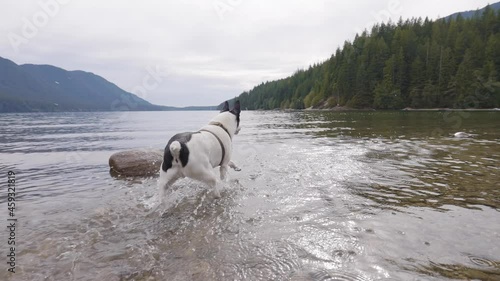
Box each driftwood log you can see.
[109,149,163,177]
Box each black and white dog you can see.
[158,101,241,204]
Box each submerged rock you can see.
[109,149,163,177]
[454,132,472,138]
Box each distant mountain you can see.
[0,57,216,112]
[444,2,500,20]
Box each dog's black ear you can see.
[220,101,230,112]
[231,100,241,116]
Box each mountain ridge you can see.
[444,2,500,20]
[0,57,216,113]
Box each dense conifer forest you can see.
[235,7,500,110]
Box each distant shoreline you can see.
[1,107,499,114]
[401,108,500,112]
[303,107,500,112]
[0,108,219,114]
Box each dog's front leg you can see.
[228,160,241,171]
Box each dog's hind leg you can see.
[205,173,221,198]
[192,169,220,199]
[148,168,180,215]
[210,176,221,199]
[158,168,180,205]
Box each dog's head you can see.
[210,100,241,138]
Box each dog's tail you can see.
[169,141,181,161]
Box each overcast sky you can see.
[0,0,495,106]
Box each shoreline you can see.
[401,108,500,112]
[303,107,500,112]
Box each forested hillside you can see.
[235,6,500,110]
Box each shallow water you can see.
[0,110,499,281]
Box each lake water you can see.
[0,110,499,281]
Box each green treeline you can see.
[236,8,500,110]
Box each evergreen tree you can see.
[233,9,500,110]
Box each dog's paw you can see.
[213,189,221,199]
[228,160,241,171]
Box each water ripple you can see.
[1,111,499,281]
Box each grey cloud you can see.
[0,0,493,106]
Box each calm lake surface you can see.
[0,110,499,281]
